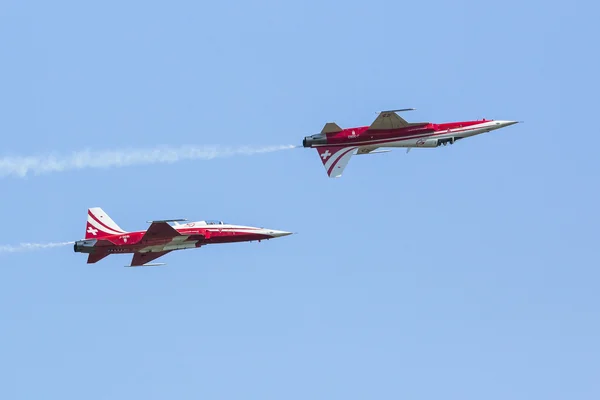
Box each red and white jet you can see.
[74,207,293,267]
[303,109,519,178]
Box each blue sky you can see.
[1,0,599,398]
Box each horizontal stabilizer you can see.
[321,122,343,134]
[87,252,109,264]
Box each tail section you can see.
[85,207,127,239]
[316,146,358,178]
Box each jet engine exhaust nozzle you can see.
[74,239,97,253]
[303,134,327,148]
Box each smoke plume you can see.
[0,144,295,178]
[0,241,75,254]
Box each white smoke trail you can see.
[0,144,296,178]
[0,241,74,254]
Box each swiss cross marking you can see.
[87,226,98,236]
[321,150,331,160]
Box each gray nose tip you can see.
[269,230,293,238]
[497,120,519,127]
[492,120,519,130]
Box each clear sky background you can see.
[1,1,599,399]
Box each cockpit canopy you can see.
[200,220,225,225]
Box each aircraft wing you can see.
[367,108,428,131]
[130,251,172,266]
[316,146,358,178]
[368,109,412,130]
[141,221,181,241]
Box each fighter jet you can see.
[303,109,520,178]
[74,207,293,267]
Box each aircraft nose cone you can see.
[496,120,519,127]
[268,230,293,238]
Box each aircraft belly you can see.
[458,128,486,138]
[388,140,413,148]
[207,234,270,244]
[349,135,439,149]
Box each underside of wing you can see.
[130,251,172,266]
[356,146,388,155]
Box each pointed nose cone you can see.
[496,120,519,128]
[268,230,293,238]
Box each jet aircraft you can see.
[302,109,519,178]
[74,207,293,267]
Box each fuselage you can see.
[74,220,292,256]
[303,119,518,150]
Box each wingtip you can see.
[376,108,416,114]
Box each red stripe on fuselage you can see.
[318,122,490,148]
[323,120,490,146]
[88,228,274,254]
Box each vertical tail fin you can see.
[85,207,127,239]
[316,146,357,178]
